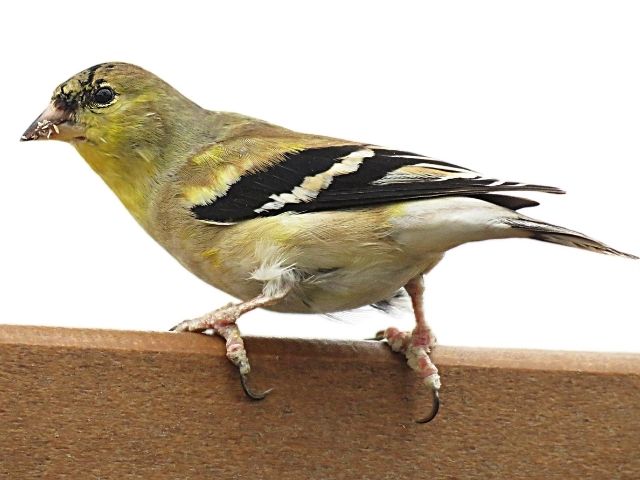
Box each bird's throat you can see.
[74,142,159,227]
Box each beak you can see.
[20,102,84,142]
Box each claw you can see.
[240,373,273,400]
[366,330,385,341]
[416,388,440,424]
[169,319,208,333]
[169,320,193,332]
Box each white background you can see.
[1,1,638,352]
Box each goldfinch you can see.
[21,62,636,423]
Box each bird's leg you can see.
[171,288,290,400]
[374,275,441,423]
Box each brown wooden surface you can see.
[0,324,639,479]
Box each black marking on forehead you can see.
[81,64,101,88]
[55,82,80,110]
[54,64,112,110]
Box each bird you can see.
[21,62,636,423]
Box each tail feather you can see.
[502,218,638,260]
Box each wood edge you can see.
[1,323,639,375]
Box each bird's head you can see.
[21,62,189,151]
[20,62,204,223]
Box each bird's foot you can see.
[170,302,237,333]
[170,303,272,400]
[374,326,441,423]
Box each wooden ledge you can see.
[1,324,639,479]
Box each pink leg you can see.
[376,276,441,423]
[171,291,289,400]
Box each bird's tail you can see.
[501,217,638,259]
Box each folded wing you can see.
[191,145,564,224]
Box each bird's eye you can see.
[93,87,115,106]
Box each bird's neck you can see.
[72,110,254,229]
[74,141,163,227]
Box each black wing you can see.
[192,145,563,224]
